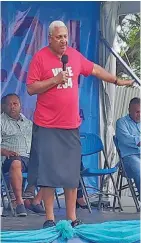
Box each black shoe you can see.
[76,201,89,209]
[27,203,45,214]
[16,204,27,217]
[43,220,56,228]
[71,218,83,227]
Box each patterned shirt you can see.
[1,113,33,162]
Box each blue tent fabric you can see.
[1,1,101,192]
[1,220,140,243]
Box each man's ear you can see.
[48,35,51,44]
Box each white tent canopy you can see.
[99,1,140,170]
[118,1,140,15]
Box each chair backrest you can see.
[113,135,121,157]
[113,135,130,176]
[80,133,104,156]
[113,136,139,198]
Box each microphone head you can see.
[61,55,68,64]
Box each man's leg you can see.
[32,188,43,205]
[24,188,45,213]
[24,185,35,197]
[64,188,77,221]
[42,187,55,221]
[77,183,87,206]
[9,160,24,205]
[77,162,84,200]
[76,163,87,207]
[77,182,83,199]
[123,154,140,197]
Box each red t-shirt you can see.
[27,46,94,129]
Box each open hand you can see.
[117,79,134,86]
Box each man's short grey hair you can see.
[48,21,67,36]
[129,97,140,108]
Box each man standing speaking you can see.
[26,20,133,228]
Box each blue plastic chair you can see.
[113,136,140,212]
[80,133,123,213]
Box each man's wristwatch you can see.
[114,79,118,85]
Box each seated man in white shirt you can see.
[1,93,44,216]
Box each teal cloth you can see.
[1,220,140,243]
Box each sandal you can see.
[71,218,83,227]
[43,220,56,228]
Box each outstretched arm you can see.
[91,64,134,86]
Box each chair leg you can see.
[119,173,123,198]
[79,176,92,213]
[1,173,15,216]
[97,175,105,210]
[110,173,123,211]
[127,179,140,212]
[55,190,61,209]
[1,189,6,209]
[120,164,140,212]
[113,170,121,210]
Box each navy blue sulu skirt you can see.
[27,124,81,188]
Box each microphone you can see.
[61,55,68,71]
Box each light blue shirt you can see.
[116,114,140,158]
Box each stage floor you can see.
[1,197,140,231]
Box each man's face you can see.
[129,103,140,123]
[5,95,21,119]
[49,26,68,55]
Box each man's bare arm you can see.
[92,64,134,86]
[27,71,68,95]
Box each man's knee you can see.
[123,155,140,175]
[132,155,140,176]
[10,160,22,171]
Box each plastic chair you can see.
[113,136,140,212]
[79,133,123,213]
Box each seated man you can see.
[1,93,44,216]
[116,97,140,199]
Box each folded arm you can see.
[116,119,140,149]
